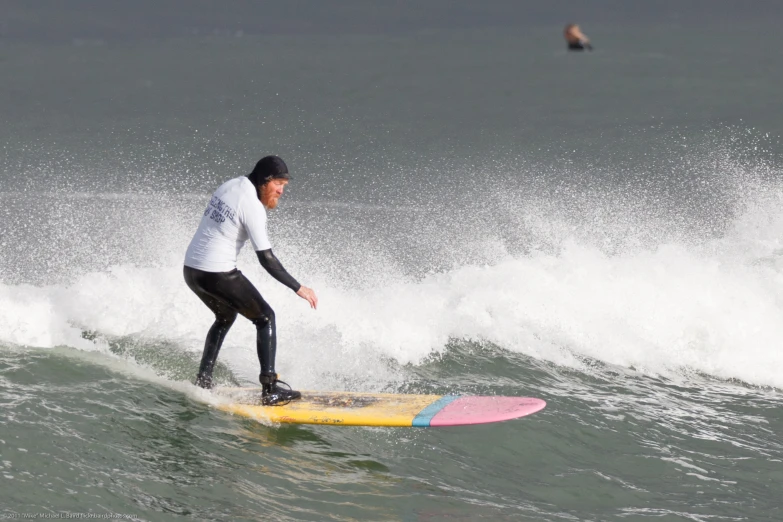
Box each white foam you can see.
[4,153,783,390]
[3,209,783,390]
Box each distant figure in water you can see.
[564,23,592,51]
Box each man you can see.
[564,23,593,51]
[183,155,317,405]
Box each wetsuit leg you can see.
[254,307,276,376]
[183,266,277,386]
[198,296,237,387]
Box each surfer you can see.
[183,155,317,405]
[564,23,592,51]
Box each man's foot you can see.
[195,373,214,389]
[260,372,301,406]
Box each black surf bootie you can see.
[259,372,301,406]
[195,373,214,390]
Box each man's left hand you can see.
[296,286,318,309]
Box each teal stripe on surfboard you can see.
[412,395,460,427]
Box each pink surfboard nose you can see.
[428,396,547,427]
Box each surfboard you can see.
[215,387,546,427]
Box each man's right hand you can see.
[296,286,318,309]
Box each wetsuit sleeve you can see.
[256,249,301,292]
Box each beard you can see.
[260,185,280,209]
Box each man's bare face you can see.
[261,179,288,209]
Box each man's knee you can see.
[252,308,275,327]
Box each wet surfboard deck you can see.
[215,387,546,427]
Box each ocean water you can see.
[2,2,783,520]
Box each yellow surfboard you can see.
[215,387,546,427]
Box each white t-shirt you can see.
[184,176,272,272]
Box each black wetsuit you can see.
[568,41,593,51]
[183,248,300,388]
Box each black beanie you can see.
[247,156,290,187]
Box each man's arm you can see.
[256,249,318,309]
[256,249,301,292]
